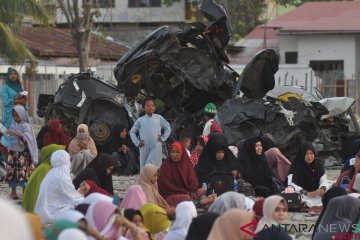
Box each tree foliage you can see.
[0,0,49,70]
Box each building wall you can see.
[56,0,185,24]
[355,36,360,77]
[279,34,356,79]
[279,35,298,64]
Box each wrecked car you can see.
[114,0,276,113]
[37,72,139,149]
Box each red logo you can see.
[240,220,258,237]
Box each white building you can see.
[231,1,360,98]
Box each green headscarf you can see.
[44,220,80,240]
[41,144,66,165]
[22,144,66,212]
[6,67,23,93]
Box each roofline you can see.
[278,30,360,35]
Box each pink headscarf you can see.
[85,201,120,240]
[119,185,147,210]
[265,148,291,182]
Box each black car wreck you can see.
[37,0,359,162]
[37,72,140,151]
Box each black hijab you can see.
[85,153,116,194]
[238,136,274,189]
[289,142,324,192]
[75,204,90,215]
[196,134,240,184]
[103,124,133,154]
[124,208,143,222]
[185,212,220,240]
[73,168,101,189]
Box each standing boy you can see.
[130,97,171,169]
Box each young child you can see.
[5,105,38,200]
[180,134,191,157]
[202,102,222,136]
[130,97,171,169]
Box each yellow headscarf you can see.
[140,203,171,237]
[25,213,43,240]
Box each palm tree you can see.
[0,0,49,70]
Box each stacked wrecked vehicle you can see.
[37,0,359,161]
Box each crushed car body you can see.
[37,72,140,149]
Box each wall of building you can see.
[56,0,185,24]
[279,34,356,79]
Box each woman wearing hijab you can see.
[0,199,35,240]
[312,187,347,240]
[86,200,145,240]
[124,209,150,240]
[189,135,208,167]
[42,120,71,148]
[238,136,276,197]
[68,124,97,176]
[287,142,329,207]
[77,179,112,197]
[138,164,169,208]
[254,196,292,240]
[105,124,139,175]
[119,185,147,210]
[140,203,171,240]
[196,134,240,186]
[164,201,197,240]
[73,153,116,194]
[22,144,65,212]
[35,150,84,223]
[341,138,360,173]
[158,141,201,207]
[313,195,360,240]
[253,197,265,229]
[1,67,26,129]
[208,209,255,240]
[265,148,291,183]
[5,105,38,199]
[185,212,219,240]
[207,191,246,215]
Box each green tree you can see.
[0,0,49,70]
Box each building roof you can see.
[18,27,129,61]
[267,2,360,32]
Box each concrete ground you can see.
[0,168,341,240]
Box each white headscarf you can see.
[255,195,287,234]
[10,105,38,164]
[35,150,84,223]
[0,199,34,240]
[164,201,197,240]
[353,173,360,192]
[82,193,113,205]
[58,229,87,240]
[208,192,246,214]
[58,210,85,222]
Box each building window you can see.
[87,0,115,8]
[285,52,298,64]
[128,0,161,7]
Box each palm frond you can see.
[0,23,37,69]
[0,0,49,27]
